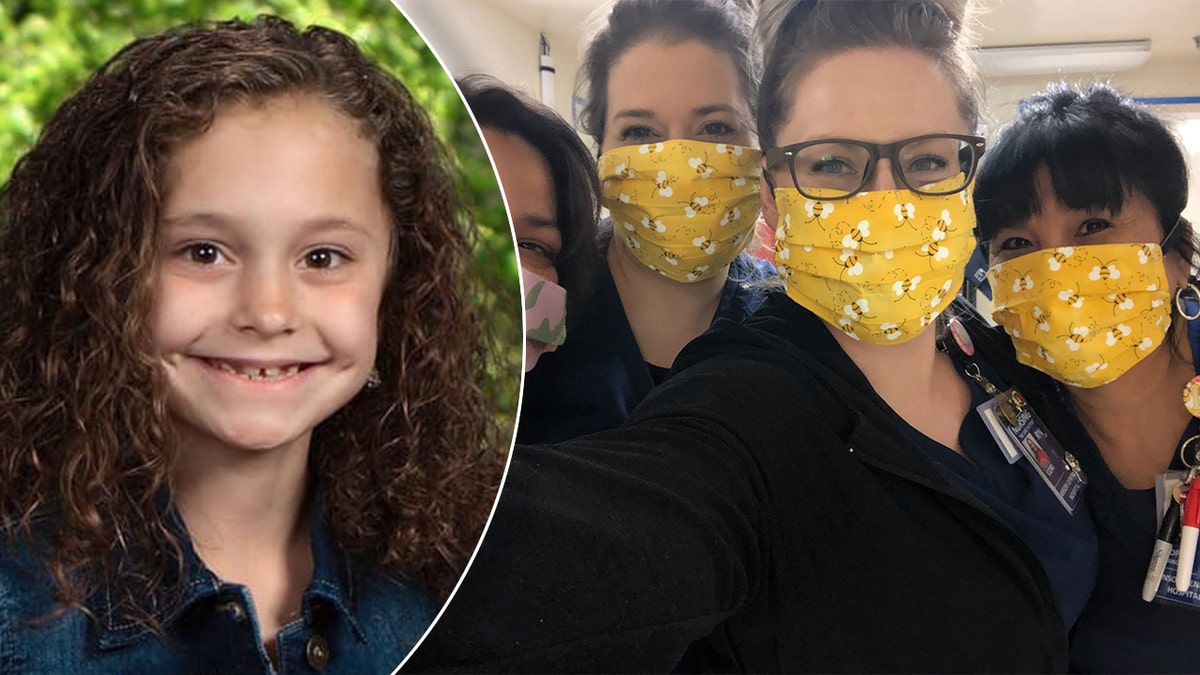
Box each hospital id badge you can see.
[977,388,1086,513]
[977,393,1023,464]
[1150,472,1200,609]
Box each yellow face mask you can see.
[598,139,762,283]
[988,243,1172,388]
[773,176,976,344]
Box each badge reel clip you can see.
[943,318,1087,514]
[1158,437,1200,598]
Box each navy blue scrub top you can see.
[518,252,776,445]
[1068,314,1200,673]
[900,356,1099,631]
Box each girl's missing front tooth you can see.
[0,14,508,674]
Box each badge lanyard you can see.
[941,318,1087,514]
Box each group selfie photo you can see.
[1,0,1198,672]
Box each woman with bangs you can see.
[516,0,776,444]
[407,1,1098,671]
[975,82,1199,672]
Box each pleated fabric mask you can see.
[598,139,762,283]
[773,175,976,344]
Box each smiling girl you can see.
[0,15,504,673]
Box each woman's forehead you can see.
[606,39,749,122]
[775,46,967,146]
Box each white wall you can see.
[1167,114,1200,226]
[395,0,1200,224]
[392,0,583,128]
[984,56,1200,131]
[983,54,1200,225]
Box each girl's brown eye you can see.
[303,248,347,269]
[307,250,333,268]
[185,243,221,264]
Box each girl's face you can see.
[761,47,968,225]
[152,94,391,456]
[600,38,752,153]
[482,128,560,283]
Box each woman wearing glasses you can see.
[406,0,1094,671]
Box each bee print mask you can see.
[598,139,762,283]
[988,242,1172,388]
[773,176,977,345]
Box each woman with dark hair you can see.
[976,81,1198,672]
[406,1,1096,671]
[515,0,776,443]
[0,15,505,673]
[458,75,601,371]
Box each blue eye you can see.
[700,121,734,136]
[907,154,949,174]
[619,125,656,141]
[809,157,857,175]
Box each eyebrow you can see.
[516,214,558,231]
[611,108,656,121]
[693,104,739,117]
[161,212,384,239]
[796,130,968,144]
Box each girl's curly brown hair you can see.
[0,15,507,628]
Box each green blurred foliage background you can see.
[0,0,520,439]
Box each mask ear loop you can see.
[761,157,777,192]
[1167,217,1200,320]
[1162,216,1184,249]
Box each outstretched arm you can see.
[402,356,809,672]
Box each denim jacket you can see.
[0,504,435,674]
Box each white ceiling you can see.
[494,0,1200,64]
[492,0,606,39]
[978,0,1199,62]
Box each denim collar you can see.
[94,491,366,650]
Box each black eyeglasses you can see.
[763,134,986,200]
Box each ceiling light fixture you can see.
[976,39,1151,77]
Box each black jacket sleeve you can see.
[402,355,827,673]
